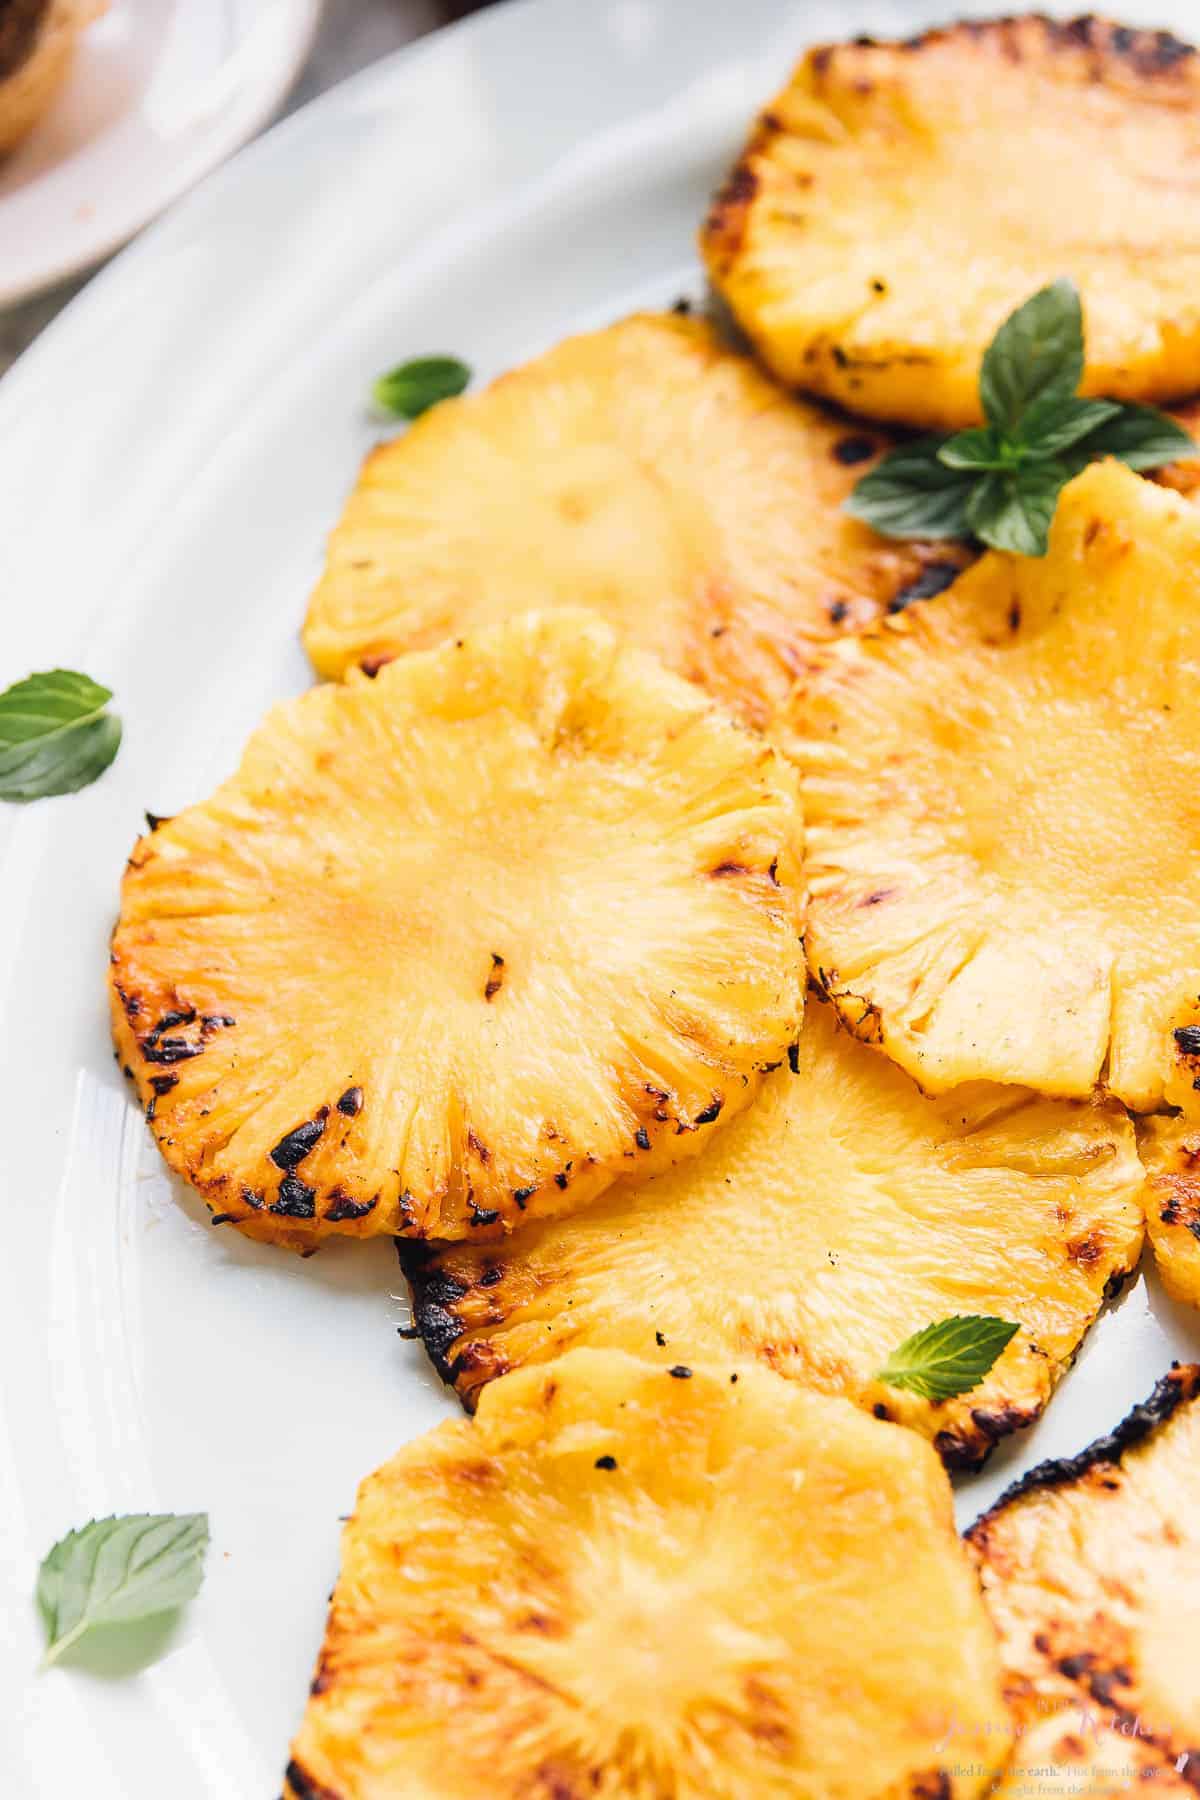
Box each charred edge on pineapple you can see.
[888,15,1197,80]
[484,953,505,1001]
[1160,1181,1200,1241]
[324,1192,376,1222]
[888,561,961,614]
[934,1402,1041,1473]
[397,1246,468,1379]
[336,1086,363,1117]
[139,1008,235,1065]
[271,1175,316,1219]
[967,1364,1200,1530]
[284,1761,343,1800]
[270,1110,329,1170]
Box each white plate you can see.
[0,0,322,306]
[1,0,1197,1792]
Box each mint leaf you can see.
[876,1316,1020,1403]
[979,279,1083,434]
[967,463,1066,556]
[843,438,974,539]
[372,356,470,419]
[37,1513,209,1668]
[937,427,1009,471]
[1017,394,1121,459]
[1066,403,1197,473]
[0,669,122,802]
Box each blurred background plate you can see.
[0,0,323,305]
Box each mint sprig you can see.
[36,1512,209,1668]
[846,280,1196,556]
[875,1314,1020,1403]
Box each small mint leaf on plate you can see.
[372,355,471,420]
[37,1512,209,1669]
[875,1315,1020,1403]
[0,669,122,802]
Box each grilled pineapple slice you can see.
[793,461,1200,1108]
[110,610,805,1249]
[404,1000,1143,1469]
[968,1364,1200,1793]
[303,313,971,727]
[285,1349,1010,1800]
[702,15,1200,432]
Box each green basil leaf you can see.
[875,1315,1020,1403]
[844,438,974,539]
[1065,403,1198,473]
[1018,395,1122,459]
[372,356,471,419]
[0,669,122,801]
[966,462,1067,557]
[979,280,1083,435]
[37,1512,209,1668]
[937,426,1009,471]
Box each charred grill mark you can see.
[1175,1025,1200,1056]
[968,1365,1200,1526]
[862,887,894,907]
[336,1086,363,1117]
[143,810,173,833]
[139,1008,234,1066]
[1008,598,1022,632]
[466,1128,491,1165]
[398,1248,468,1380]
[695,1098,723,1125]
[1161,1185,1200,1242]
[554,1168,571,1190]
[888,560,961,614]
[828,599,849,624]
[787,1042,800,1074]
[934,1401,1039,1472]
[240,1186,264,1210]
[512,1185,535,1210]
[284,1761,343,1800]
[270,1110,328,1171]
[270,1175,317,1219]
[635,1127,651,1151]
[484,953,505,1001]
[1066,1230,1104,1266]
[709,860,752,878]
[832,434,877,465]
[149,1073,178,1096]
[324,1193,377,1222]
[594,1455,618,1471]
[209,1213,236,1227]
[668,1365,693,1379]
[358,653,393,678]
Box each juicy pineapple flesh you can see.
[792,461,1200,1108]
[303,313,970,728]
[969,1365,1200,1794]
[286,1350,1010,1800]
[702,15,1200,431]
[110,611,805,1248]
[406,999,1143,1470]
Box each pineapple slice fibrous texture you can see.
[303,312,971,727]
[111,609,805,1248]
[405,998,1143,1468]
[286,1350,1010,1800]
[792,461,1200,1108]
[969,1365,1200,1796]
[702,15,1200,430]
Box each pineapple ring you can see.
[286,1349,1011,1800]
[968,1364,1200,1791]
[791,461,1200,1108]
[403,999,1144,1469]
[110,610,805,1248]
[702,16,1200,431]
[302,312,971,726]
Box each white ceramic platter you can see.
[1,0,1197,1792]
[0,0,322,306]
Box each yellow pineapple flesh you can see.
[1136,1008,1200,1310]
[285,1349,1010,1800]
[303,313,971,730]
[404,999,1143,1469]
[110,610,805,1248]
[791,461,1200,1108]
[702,16,1200,431]
[968,1365,1200,1795]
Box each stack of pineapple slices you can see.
[107,12,1200,1796]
